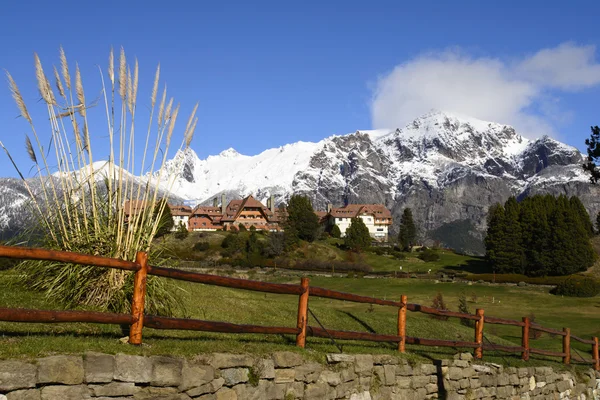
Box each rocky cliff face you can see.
[2,111,598,254]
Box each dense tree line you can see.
[485,195,595,276]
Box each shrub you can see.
[550,276,600,298]
[330,224,342,239]
[430,292,449,321]
[174,223,189,240]
[418,249,440,262]
[458,293,473,327]
[5,48,198,316]
[193,241,210,252]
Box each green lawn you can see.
[363,249,483,274]
[1,268,598,372]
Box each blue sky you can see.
[1,0,600,177]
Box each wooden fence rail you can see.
[0,245,598,370]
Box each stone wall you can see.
[0,352,598,400]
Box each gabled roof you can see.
[329,204,392,219]
[169,204,192,216]
[222,195,274,222]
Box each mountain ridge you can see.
[1,110,597,254]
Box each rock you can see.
[319,370,341,386]
[84,353,114,383]
[0,361,37,391]
[40,385,90,400]
[304,382,330,400]
[186,378,225,397]
[215,388,237,400]
[372,355,398,365]
[210,354,253,369]
[472,364,492,374]
[37,356,84,385]
[254,359,274,380]
[180,362,214,391]
[420,364,438,375]
[294,362,322,383]
[327,354,355,363]
[274,368,295,384]
[354,355,374,376]
[287,381,304,399]
[133,386,179,399]
[349,393,372,400]
[89,382,139,397]
[151,356,182,387]
[6,390,40,400]
[272,352,302,368]
[114,354,152,383]
[221,368,249,386]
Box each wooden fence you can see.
[0,245,598,369]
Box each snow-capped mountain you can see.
[1,110,597,254]
[158,110,597,254]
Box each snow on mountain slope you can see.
[162,141,325,204]
[157,110,588,208]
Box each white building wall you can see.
[335,215,388,240]
[171,215,189,231]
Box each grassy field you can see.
[1,267,598,371]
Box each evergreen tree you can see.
[583,125,600,183]
[570,196,594,237]
[596,211,600,235]
[398,208,417,251]
[285,195,320,242]
[238,223,247,232]
[153,199,174,238]
[485,203,506,272]
[330,224,342,239]
[344,218,371,252]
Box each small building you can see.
[325,204,392,241]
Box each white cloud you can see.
[371,43,600,139]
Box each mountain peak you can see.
[218,148,241,158]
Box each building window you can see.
[377,228,383,231]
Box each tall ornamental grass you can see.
[2,47,197,315]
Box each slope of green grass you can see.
[1,267,598,372]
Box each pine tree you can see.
[398,208,417,251]
[570,196,594,237]
[485,203,506,272]
[344,217,371,252]
[285,195,320,242]
[330,224,342,239]
[583,125,600,183]
[500,197,524,273]
[153,199,174,238]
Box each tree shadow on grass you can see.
[443,259,493,274]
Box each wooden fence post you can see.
[296,277,310,348]
[129,251,148,345]
[474,309,484,359]
[521,317,530,361]
[398,294,407,353]
[593,337,599,371]
[563,328,570,365]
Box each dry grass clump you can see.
[2,47,198,315]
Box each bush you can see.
[458,293,473,327]
[418,249,440,262]
[550,276,600,297]
[330,224,342,239]
[174,223,189,240]
[193,241,210,252]
[430,292,448,321]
